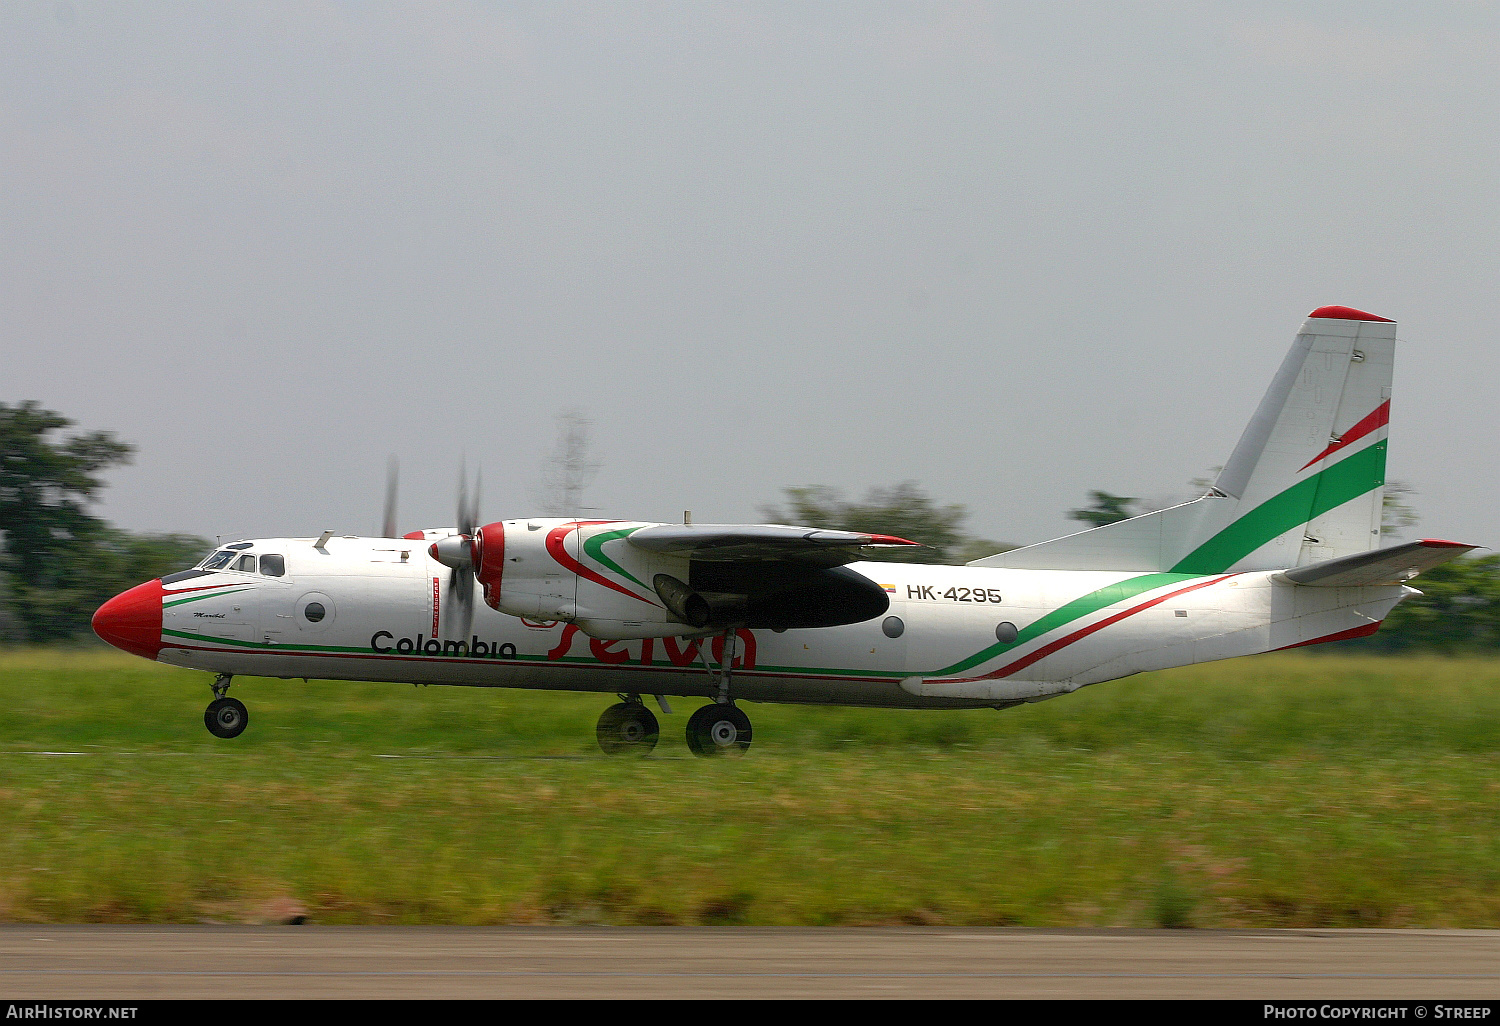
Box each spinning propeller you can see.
[380,456,399,539]
[429,462,482,643]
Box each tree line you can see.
[0,403,207,643]
[1,402,1494,651]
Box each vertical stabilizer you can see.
[974,307,1395,573]
[1192,306,1393,570]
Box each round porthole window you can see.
[882,615,905,639]
[296,593,335,630]
[995,621,1018,644]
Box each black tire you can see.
[205,696,248,739]
[685,702,752,758]
[596,702,660,756]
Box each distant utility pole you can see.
[540,412,602,517]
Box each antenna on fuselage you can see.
[315,530,334,551]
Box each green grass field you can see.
[1,648,1497,927]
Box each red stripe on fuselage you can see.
[1276,621,1382,650]
[162,581,248,596]
[545,522,660,607]
[950,574,1238,683]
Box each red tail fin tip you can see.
[1308,305,1393,322]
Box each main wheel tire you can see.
[205,696,249,739]
[685,703,752,758]
[596,702,660,756]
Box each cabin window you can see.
[260,554,286,577]
[995,622,1018,644]
[303,601,326,623]
[882,616,905,639]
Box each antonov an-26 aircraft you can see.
[93,306,1476,756]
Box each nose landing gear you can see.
[204,673,248,739]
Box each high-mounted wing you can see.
[627,524,919,568]
[1276,539,1480,587]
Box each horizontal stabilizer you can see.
[1275,539,1479,587]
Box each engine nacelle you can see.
[472,519,696,638]
[471,518,890,640]
[473,519,563,620]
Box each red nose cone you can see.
[92,579,165,660]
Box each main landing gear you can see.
[684,702,751,757]
[596,698,660,756]
[686,629,751,757]
[595,694,753,758]
[204,673,248,739]
[595,630,755,758]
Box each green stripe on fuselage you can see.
[933,572,1198,676]
[162,587,253,609]
[933,440,1386,677]
[582,527,649,591]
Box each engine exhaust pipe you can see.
[653,574,746,629]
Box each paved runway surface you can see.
[3,926,1499,999]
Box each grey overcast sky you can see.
[3,1,1497,551]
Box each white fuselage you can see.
[155,534,1407,710]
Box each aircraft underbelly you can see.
[158,645,991,708]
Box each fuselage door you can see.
[251,551,296,647]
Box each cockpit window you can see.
[199,550,237,571]
[234,554,257,573]
[260,554,286,577]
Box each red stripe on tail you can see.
[1299,400,1390,472]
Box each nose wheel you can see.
[596,700,660,756]
[205,696,249,739]
[685,702,752,757]
[204,673,248,739]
